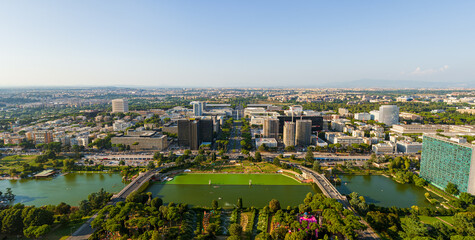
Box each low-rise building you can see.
[372,142,396,154]
[111,133,168,151]
[113,120,133,132]
[397,141,422,154]
[354,113,371,121]
[334,136,364,146]
[255,138,278,148]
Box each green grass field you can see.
[402,215,454,227]
[165,173,304,185]
[0,155,38,172]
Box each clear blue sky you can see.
[0,1,474,87]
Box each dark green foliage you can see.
[445,182,460,196]
[88,188,112,209]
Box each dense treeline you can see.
[0,188,111,239]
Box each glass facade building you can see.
[420,135,475,194]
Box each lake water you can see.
[336,174,436,208]
[0,173,124,206]
[147,174,317,208]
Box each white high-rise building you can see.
[191,101,204,116]
[379,105,399,126]
[111,99,129,113]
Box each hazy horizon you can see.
[1,1,475,87]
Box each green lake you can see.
[0,173,124,206]
[336,174,438,208]
[147,174,317,208]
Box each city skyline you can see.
[1,1,474,87]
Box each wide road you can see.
[228,120,242,153]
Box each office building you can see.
[369,110,380,121]
[372,142,396,154]
[263,118,279,140]
[178,119,213,150]
[396,141,422,154]
[295,119,312,146]
[111,99,129,113]
[379,105,399,126]
[283,121,296,147]
[354,113,372,121]
[391,124,449,134]
[420,134,475,194]
[331,120,346,132]
[111,133,168,151]
[277,116,323,134]
[334,136,364,146]
[191,101,204,116]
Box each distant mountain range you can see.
[317,79,474,89]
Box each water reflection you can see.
[0,173,124,206]
[337,175,433,208]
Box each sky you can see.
[0,1,474,87]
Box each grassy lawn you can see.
[402,215,454,228]
[165,173,304,185]
[193,161,282,174]
[0,155,38,173]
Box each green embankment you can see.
[165,173,304,185]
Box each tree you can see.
[23,208,54,229]
[147,161,155,170]
[273,157,280,166]
[312,161,321,173]
[269,199,281,213]
[151,197,163,209]
[460,192,475,206]
[194,154,205,163]
[207,223,219,235]
[284,146,295,152]
[23,224,51,239]
[79,200,92,215]
[400,215,429,238]
[55,202,71,215]
[305,148,314,163]
[255,152,262,162]
[88,188,112,209]
[258,144,267,152]
[228,223,243,236]
[212,199,219,210]
[153,152,162,160]
[2,208,23,234]
[446,182,460,195]
[237,197,243,209]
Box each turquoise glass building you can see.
[420,135,475,194]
